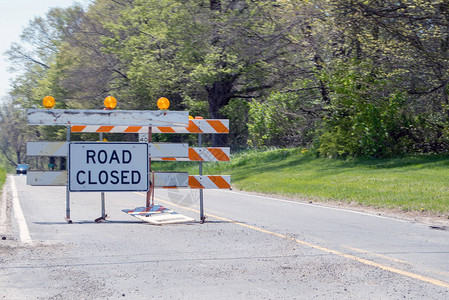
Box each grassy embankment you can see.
[153,148,449,215]
[0,168,6,191]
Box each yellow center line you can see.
[134,192,449,289]
[342,245,409,265]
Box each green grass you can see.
[0,168,6,191]
[152,148,449,214]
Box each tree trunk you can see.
[210,0,221,11]
[206,78,234,146]
[16,150,21,165]
[313,54,331,107]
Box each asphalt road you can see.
[1,175,449,299]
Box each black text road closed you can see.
[68,142,149,192]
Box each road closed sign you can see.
[69,142,148,192]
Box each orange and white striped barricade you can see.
[188,175,231,189]
[153,119,229,134]
[154,147,230,162]
[26,108,189,223]
[70,119,229,134]
[27,107,231,224]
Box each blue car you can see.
[16,164,28,175]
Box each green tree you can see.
[0,99,37,166]
[100,0,290,144]
[6,6,85,108]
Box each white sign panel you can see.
[69,142,148,192]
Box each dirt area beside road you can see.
[0,177,14,245]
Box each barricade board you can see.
[70,119,229,134]
[153,119,229,134]
[153,172,189,188]
[27,171,68,186]
[188,175,231,189]
[28,109,189,127]
[154,147,230,162]
[27,142,189,158]
[27,141,67,157]
[27,171,229,189]
[148,143,188,158]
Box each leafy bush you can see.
[317,60,417,158]
[247,86,319,148]
[0,168,6,188]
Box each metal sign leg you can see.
[95,132,108,223]
[146,127,153,207]
[198,133,205,223]
[94,192,108,222]
[65,125,72,224]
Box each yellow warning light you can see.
[189,115,194,120]
[104,96,117,109]
[42,96,55,109]
[157,97,170,110]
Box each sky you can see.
[0,0,90,102]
